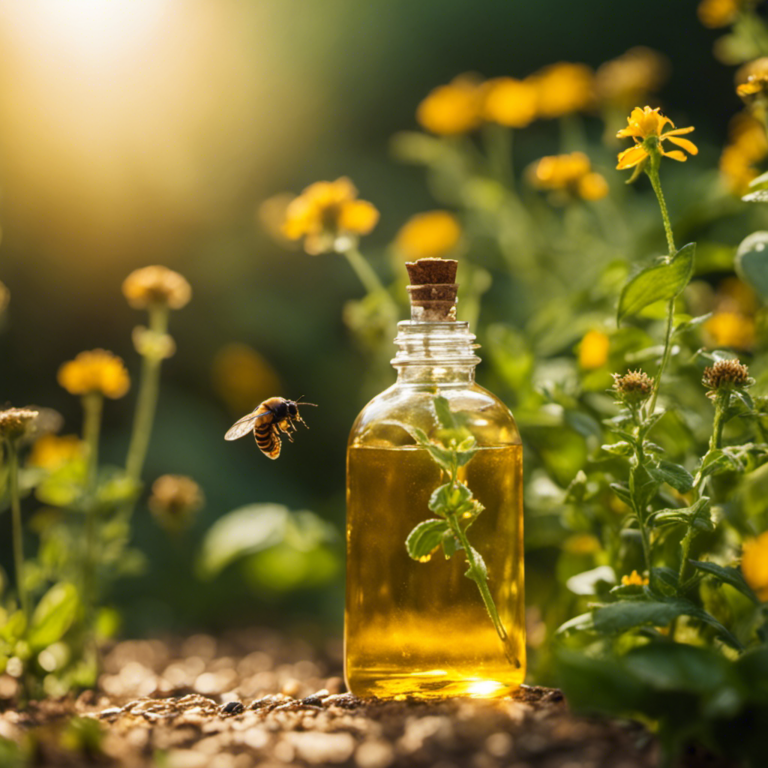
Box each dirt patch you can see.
[0,630,727,767]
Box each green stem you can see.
[125,305,169,485]
[645,159,677,415]
[446,510,508,644]
[342,246,387,297]
[8,440,28,620]
[680,394,728,583]
[483,123,514,187]
[646,160,676,257]
[82,392,104,613]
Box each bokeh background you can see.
[0,0,747,640]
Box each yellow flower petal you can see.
[482,77,538,128]
[579,330,610,369]
[662,149,688,162]
[416,76,483,135]
[395,211,462,260]
[339,200,380,235]
[742,531,768,601]
[616,144,648,169]
[578,172,609,201]
[666,135,699,155]
[663,126,696,137]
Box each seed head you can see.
[702,359,753,398]
[612,369,653,405]
[122,266,192,310]
[149,475,204,533]
[0,407,39,442]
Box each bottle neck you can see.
[391,321,481,385]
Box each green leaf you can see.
[652,567,679,596]
[0,611,26,643]
[197,504,289,578]
[35,459,87,508]
[652,498,712,532]
[592,597,742,649]
[630,463,660,513]
[463,545,488,583]
[735,231,768,302]
[428,482,471,517]
[406,519,449,561]
[423,444,455,474]
[650,461,694,493]
[433,396,458,431]
[28,583,79,650]
[592,599,684,634]
[617,243,695,324]
[610,483,633,507]
[602,441,633,457]
[441,534,459,558]
[690,560,760,604]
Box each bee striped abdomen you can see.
[254,423,281,459]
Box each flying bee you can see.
[224,397,317,459]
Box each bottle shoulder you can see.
[348,382,521,449]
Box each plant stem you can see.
[125,304,169,485]
[7,440,28,620]
[645,159,677,415]
[342,246,388,297]
[83,392,103,492]
[82,392,104,613]
[680,394,728,583]
[483,123,514,187]
[446,509,508,643]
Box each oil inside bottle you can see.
[345,443,525,699]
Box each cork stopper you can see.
[405,259,458,322]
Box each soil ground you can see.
[0,630,732,768]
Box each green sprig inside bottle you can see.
[403,396,513,661]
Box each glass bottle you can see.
[345,259,524,699]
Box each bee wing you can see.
[224,405,271,441]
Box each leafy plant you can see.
[402,396,511,653]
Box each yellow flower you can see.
[719,112,768,193]
[149,474,204,533]
[28,434,84,469]
[122,266,191,310]
[0,280,9,314]
[282,177,379,256]
[416,76,484,135]
[736,58,768,108]
[58,350,130,399]
[698,0,742,27]
[211,343,281,416]
[616,106,698,171]
[482,77,537,128]
[704,311,756,350]
[531,63,595,119]
[579,330,610,369]
[528,153,609,203]
[394,211,462,260]
[621,570,649,587]
[742,531,768,600]
[595,47,669,109]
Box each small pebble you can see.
[220,701,245,716]
[281,679,301,697]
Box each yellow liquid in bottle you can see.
[345,444,525,699]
